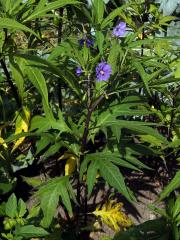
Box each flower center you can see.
[100,70,105,75]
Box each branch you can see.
[76,94,104,228]
[57,8,64,110]
[80,94,104,155]
[0,59,21,108]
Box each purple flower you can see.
[112,22,126,37]
[78,37,94,48]
[86,38,94,48]
[78,39,85,47]
[76,66,82,76]
[96,62,112,81]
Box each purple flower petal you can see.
[112,21,126,37]
[119,22,126,29]
[78,37,94,48]
[76,66,82,76]
[96,62,112,81]
[78,39,84,47]
[86,38,94,48]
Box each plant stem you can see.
[57,8,64,110]
[0,58,21,108]
[80,94,105,155]
[58,8,64,43]
[168,88,179,140]
[76,94,104,231]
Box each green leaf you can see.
[99,160,133,202]
[9,57,24,100]
[85,151,134,201]
[22,59,54,119]
[107,43,120,74]
[101,4,128,29]
[40,186,59,228]
[22,176,42,188]
[96,31,104,54]
[24,0,80,22]
[101,237,112,240]
[24,63,49,111]
[0,0,23,14]
[159,170,180,201]
[8,0,24,15]
[0,18,39,38]
[35,176,75,228]
[15,53,81,97]
[159,16,177,26]
[0,31,5,53]
[105,120,167,144]
[110,155,142,171]
[65,179,77,205]
[87,160,99,197]
[125,154,151,170]
[96,98,150,126]
[17,199,27,217]
[173,196,180,219]
[87,151,143,171]
[133,61,151,96]
[111,125,121,143]
[30,116,51,132]
[30,114,71,135]
[47,42,71,60]
[114,219,169,240]
[80,157,91,180]
[59,184,73,217]
[35,134,53,155]
[5,193,17,218]
[43,142,62,159]
[0,202,6,216]
[27,205,40,220]
[139,135,163,147]
[0,182,14,195]
[82,46,89,65]
[32,0,47,12]
[93,0,104,24]
[0,0,11,12]
[15,225,49,238]
[174,61,180,78]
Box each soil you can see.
[23,160,166,240]
[89,172,165,240]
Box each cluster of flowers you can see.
[76,22,126,82]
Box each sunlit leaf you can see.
[65,157,77,176]
[24,0,80,21]
[5,193,17,218]
[15,225,49,238]
[0,18,39,38]
[35,176,75,228]
[93,201,132,232]
[159,170,180,201]
[12,106,31,152]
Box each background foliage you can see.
[0,0,179,239]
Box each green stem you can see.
[57,8,64,110]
